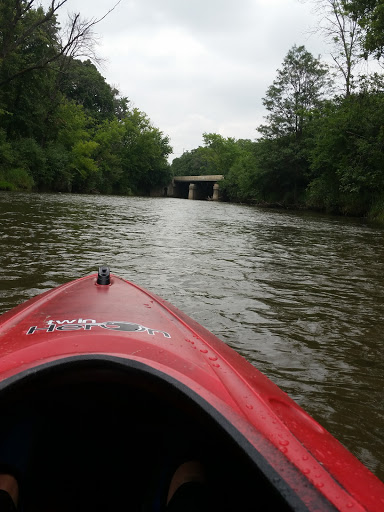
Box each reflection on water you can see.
[0,191,383,480]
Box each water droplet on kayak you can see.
[200,349,208,353]
[316,482,324,489]
[209,356,218,361]
[302,455,309,461]
[212,363,220,368]
[303,468,310,475]
[245,404,253,410]
[346,503,354,509]
[279,446,288,454]
[279,440,289,447]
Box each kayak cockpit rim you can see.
[0,354,338,511]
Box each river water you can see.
[0,192,383,481]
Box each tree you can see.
[308,76,384,215]
[202,133,242,174]
[59,59,116,122]
[171,134,242,178]
[344,0,384,60]
[309,0,362,95]
[171,147,213,176]
[94,118,125,193]
[0,0,122,142]
[118,109,172,195]
[0,2,60,138]
[221,140,261,202]
[52,99,99,192]
[258,45,331,139]
[0,0,61,88]
[256,46,331,204]
[0,1,173,196]
[0,0,121,88]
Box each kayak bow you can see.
[0,267,383,511]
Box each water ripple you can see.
[0,192,383,479]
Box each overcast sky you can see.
[50,0,327,160]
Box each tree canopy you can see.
[344,0,384,59]
[0,0,172,194]
[170,37,384,220]
[258,45,330,139]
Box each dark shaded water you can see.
[0,192,383,481]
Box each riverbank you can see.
[2,188,383,224]
[227,197,384,224]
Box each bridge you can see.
[168,175,224,201]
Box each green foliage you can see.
[0,180,16,191]
[368,194,384,222]
[223,143,263,202]
[202,133,242,174]
[59,59,116,122]
[53,100,99,192]
[171,135,266,203]
[0,3,60,141]
[118,109,172,195]
[0,1,173,195]
[0,127,14,168]
[249,46,331,205]
[344,0,384,59]
[259,45,331,139]
[173,41,384,219]
[308,85,384,215]
[45,142,71,192]
[315,0,362,96]
[1,167,35,190]
[94,119,125,194]
[0,2,58,92]
[15,137,48,187]
[171,134,244,180]
[172,147,214,176]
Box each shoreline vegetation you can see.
[1,1,384,223]
[0,2,173,198]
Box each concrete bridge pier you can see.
[188,183,196,200]
[212,183,220,201]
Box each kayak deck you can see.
[0,270,383,511]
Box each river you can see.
[0,191,383,482]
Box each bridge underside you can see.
[171,181,220,200]
[169,175,224,201]
[151,176,224,200]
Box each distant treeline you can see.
[0,1,172,195]
[2,1,384,221]
[172,1,384,220]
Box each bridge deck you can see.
[173,175,224,182]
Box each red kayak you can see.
[0,267,383,511]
